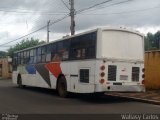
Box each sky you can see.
[0,0,160,51]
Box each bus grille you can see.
[108,65,117,81]
[132,67,140,82]
[80,69,89,83]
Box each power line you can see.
[60,0,70,10]
[81,0,135,13]
[76,0,113,14]
[79,5,160,15]
[0,0,67,14]
[0,14,69,47]
[0,0,136,47]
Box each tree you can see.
[154,31,160,49]
[0,51,7,58]
[144,32,154,51]
[144,31,160,51]
[7,38,46,57]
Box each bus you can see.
[12,27,145,97]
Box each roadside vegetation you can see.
[0,38,45,58]
[145,31,160,51]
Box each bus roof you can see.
[15,27,143,53]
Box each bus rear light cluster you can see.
[142,80,145,85]
[99,65,106,84]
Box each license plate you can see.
[120,75,128,80]
[113,82,122,85]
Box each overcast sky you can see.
[0,0,160,51]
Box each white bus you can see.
[12,27,145,97]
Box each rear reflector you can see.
[106,81,110,84]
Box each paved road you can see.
[0,79,159,114]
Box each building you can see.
[0,58,12,79]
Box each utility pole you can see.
[47,20,50,43]
[69,0,75,35]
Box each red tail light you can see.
[142,80,145,85]
[100,79,105,84]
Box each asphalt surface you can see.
[0,79,160,114]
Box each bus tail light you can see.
[100,72,105,77]
[142,80,145,84]
[100,65,105,71]
[100,79,105,84]
[142,74,145,78]
[142,68,145,72]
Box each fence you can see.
[145,51,160,89]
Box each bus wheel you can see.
[17,75,25,88]
[57,76,68,98]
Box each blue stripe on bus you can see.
[25,65,36,74]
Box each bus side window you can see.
[17,52,21,65]
[26,50,30,64]
[51,43,57,61]
[23,51,27,64]
[69,34,97,60]
[57,41,63,60]
[13,53,18,70]
[29,49,34,64]
[41,46,46,63]
[56,40,70,61]
[20,52,24,64]
[46,44,51,62]
[37,47,42,63]
[33,49,36,63]
[70,38,80,60]
[84,33,96,59]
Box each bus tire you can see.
[57,76,68,98]
[17,74,25,88]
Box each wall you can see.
[145,51,160,89]
[0,58,12,79]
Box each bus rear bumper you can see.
[95,84,145,92]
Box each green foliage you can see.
[7,38,46,57]
[145,31,160,51]
[0,51,7,58]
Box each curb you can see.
[0,78,11,80]
[107,94,160,105]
